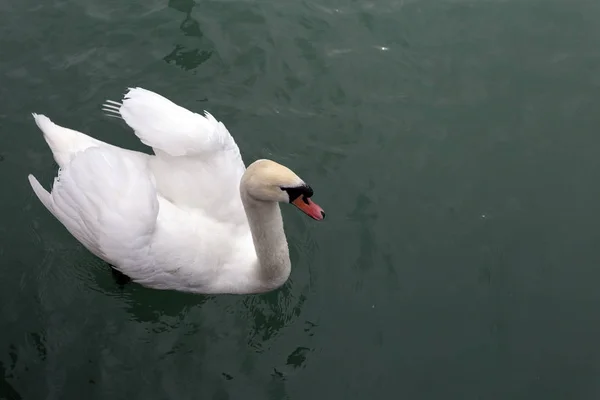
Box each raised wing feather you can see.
[102,87,247,220]
[103,87,243,161]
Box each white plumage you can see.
[28,87,325,294]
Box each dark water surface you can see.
[3,0,600,398]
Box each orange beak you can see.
[292,196,325,221]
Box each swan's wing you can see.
[103,87,243,161]
[102,87,247,220]
[28,145,159,271]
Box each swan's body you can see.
[28,88,324,294]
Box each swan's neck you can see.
[241,190,291,288]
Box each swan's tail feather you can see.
[31,113,67,166]
[32,113,57,143]
[31,113,104,168]
[28,174,55,215]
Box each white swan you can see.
[28,87,325,295]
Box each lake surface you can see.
[2,0,600,398]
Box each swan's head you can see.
[243,159,325,221]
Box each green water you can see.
[3,0,600,398]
